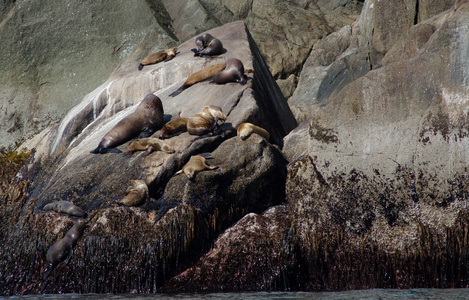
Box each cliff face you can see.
[2,0,469,296]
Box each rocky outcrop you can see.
[161,205,303,292]
[0,21,296,295]
[284,1,469,290]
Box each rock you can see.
[286,3,469,289]
[0,21,296,294]
[161,205,303,292]
[0,0,177,150]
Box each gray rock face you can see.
[285,1,469,289]
[0,0,176,150]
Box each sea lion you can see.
[117,180,149,207]
[159,117,190,139]
[191,33,223,57]
[138,47,178,70]
[175,153,218,180]
[187,105,227,136]
[123,137,175,157]
[237,122,270,141]
[43,201,87,218]
[90,94,164,154]
[214,58,247,85]
[169,63,224,97]
[43,219,90,280]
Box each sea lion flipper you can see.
[64,248,73,265]
[199,153,213,159]
[99,148,122,154]
[90,147,101,154]
[138,64,144,71]
[169,89,183,97]
[43,263,54,280]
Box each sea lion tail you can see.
[175,169,183,175]
[138,64,144,71]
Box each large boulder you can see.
[161,205,303,292]
[0,21,296,295]
[286,2,469,289]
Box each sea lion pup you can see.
[191,33,223,57]
[43,201,87,218]
[43,219,90,280]
[214,58,247,85]
[169,63,224,97]
[237,122,270,141]
[175,153,218,180]
[117,180,149,207]
[159,117,190,139]
[123,137,175,157]
[138,47,178,71]
[90,94,164,154]
[187,105,227,136]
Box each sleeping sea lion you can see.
[169,63,224,97]
[237,122,270,141]
[191,33,223,57]
[159,117,190,139]
[138,47,178,70]
[90,94,164,154]
[43,219,90,280]
[175,153,218,180]
[187,105,227,136]
[214,58,247,85]
[43,201,87,218]
[123,137,175,157]
[117,180,149,207]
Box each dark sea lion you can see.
[43,219,90,280]
[187,105,227,136]
[175,153,218,180]
[123,137,175,157]
[117,180,149,206]
[237,122,270,141]
[169,63,225,97]
[138,47,178,70]
[159,117,190,139]
[90,94,164,154]
[191,33,223,57]
[43,201,87,218]
[214,58,247,85]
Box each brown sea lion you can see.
[159,117,190,139]
[138,47,178,70]
[117,180,149,207]
[175,153,218,180]
[187,105,227,136]
[90,94,164,154]
[169,63,224,97]
[237,122,270,141]
[43,201,87,218]
[43,219,90,280]
[191,33,223,57]
[214,58,247,85]
[123,137,175,157]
